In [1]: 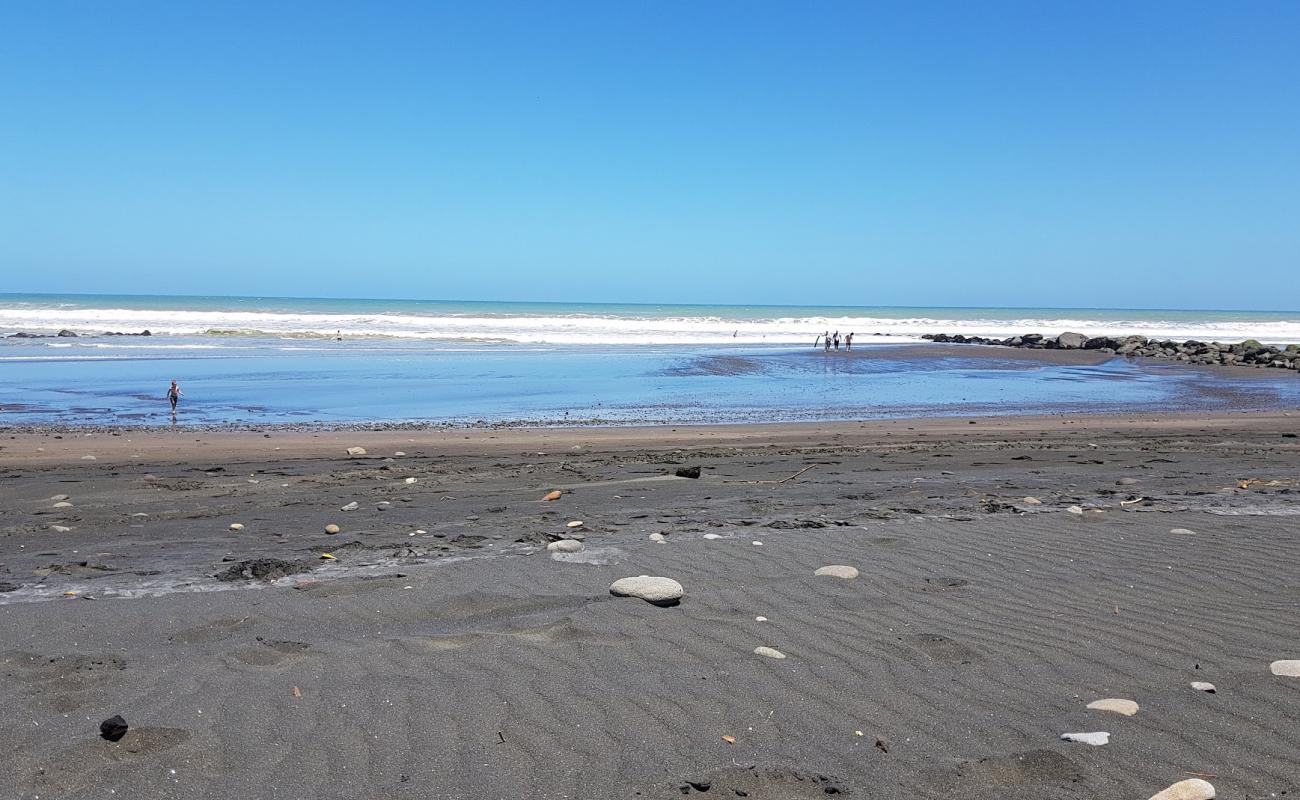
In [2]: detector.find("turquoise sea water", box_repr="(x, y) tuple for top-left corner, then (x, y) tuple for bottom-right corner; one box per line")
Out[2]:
(0, 294), (1296, 427)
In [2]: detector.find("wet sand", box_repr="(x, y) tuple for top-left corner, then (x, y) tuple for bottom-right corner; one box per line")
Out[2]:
(2, 411), (1300, 798)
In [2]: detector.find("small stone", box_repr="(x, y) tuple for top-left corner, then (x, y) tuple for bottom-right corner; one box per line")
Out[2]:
(547, 539), (584, 553)
(566, 520), (584, 528)
(542, 490), (562, 501)
(1190, 681), (1216, 692)
(346, 447), (367, 456)
(814, 565), (859, 579)
(1148, 778), (1215, 800)
(609, 575), (684, 606)
(649, 532), (667, 543)
(1170, 528), (1196, 535)
(1087, 698), (1139, 715)
(229, 523), (245, 531)
(754, 616), (768, 622)
(1060, 731), (1109, 746)
(754, 646), (787, 659)
(99, 714), (129, 742)
(52, 501), (73, 508)
(1117, 477), (1140, 485)
(81, 455), (96, 460)
(324, 524), (341, 535)
(1022, 496), (1042, 504)
(702, 533), (722, 540)
(404, 477), (417, 484)
(48, 494), (69, 501)
(674, 466), (701, 479)
(752, 541), (763, 546)
(394, 451), (406, 456)
(1269, 659), (1300, 677)
(341, 501), (359, 511)
(1067, 505), (1084, 515)
(50, 525), (72, 532)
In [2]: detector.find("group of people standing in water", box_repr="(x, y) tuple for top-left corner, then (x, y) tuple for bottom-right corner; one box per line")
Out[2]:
(816, 330), (854, 351)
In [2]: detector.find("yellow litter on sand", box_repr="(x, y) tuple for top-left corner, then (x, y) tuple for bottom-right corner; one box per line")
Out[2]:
(320, 553), (337, 560)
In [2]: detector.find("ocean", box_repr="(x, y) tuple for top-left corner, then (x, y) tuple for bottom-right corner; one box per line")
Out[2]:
(1, 293), (1296, 427)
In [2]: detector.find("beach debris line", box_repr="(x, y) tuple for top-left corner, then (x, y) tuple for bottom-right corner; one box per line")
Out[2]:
(814, 565), (859, 580)
(1148, 778), (1216, 800)
(753, 646), (787, 660)
(99, 715), (129, 742)
(1059, 731), (1109, 746)
(1086, 698), (1139, 716)
(609, 575), (683, 606)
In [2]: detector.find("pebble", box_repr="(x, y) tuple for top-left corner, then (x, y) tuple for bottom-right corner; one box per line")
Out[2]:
(48, 494), (69, 502)
(1170, 528), (1196, 535)
(81, 455), (96, 460)
(324, 524), (341, 535)
(1148, 778), (1215, 800)
(346, 447), (367, 456)
(1059, 731), (1109, 746)
(394, 451), (406, 456)
(404, 477), (417, 484)
(753, 646), (787, 660)
(1087, 698), (1139, 716)
(609, 575), (684, 605)
(649, 532), (667, 543)
(754, 616), (768, 622)
(341, 501), (359, 511)
(1067, 505), (1084, 515)
(229, 523), (245, 531)
(702, 533), (722, 540)
(566, 520), (584, 528)
(547, 539), (584, 553)
(1190, 681), (1216, 693)
(814, 565), (859, 579)
(1117, 477), (1141, 485)
(50, 525), (72, 532)
(1269, 659), (1300, 677)
(752, 541), (763, 546)
(1022, 496), (1042, 504)
(52, 501), (73, 508)
(542, 490), (563, 501)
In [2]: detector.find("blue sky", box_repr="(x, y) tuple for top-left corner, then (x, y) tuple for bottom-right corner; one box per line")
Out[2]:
(1, 1), (1297, 309)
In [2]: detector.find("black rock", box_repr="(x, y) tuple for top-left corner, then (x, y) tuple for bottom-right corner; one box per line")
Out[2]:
(0, 581), (20, 592)
(675, 466), (702, 479)
(57, 329), (78, 337)
(100, 714), (129, 741)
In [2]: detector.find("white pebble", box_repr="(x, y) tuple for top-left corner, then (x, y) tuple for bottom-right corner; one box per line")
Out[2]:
(1269, 659), (1300, 677)
(404, 477), (417, 484)
(52, 501), (73, 508)
(566, 520), (584, 528)
(702, 533), (722, 540)
(1170, 528), (1196, 535)
(394, 451), (406, 456)
(229, 523), (244, 531)
(1067, 505), (1084, 515)
(1087, 698), (1139, 716)
(814, 565), (859, 579)
(752, 541), (763, 546)
(648, 532), (667, 543)
(346, 447), (367, 456)
(1190, 681), (1216, 692)
(50, 525), (72, 533)
(1148, 778), (1215, 800)
(324, 524), (341, 535)
(609, 575), (684, 605)
(1060, 731), (1109, 746)
(47, 494), (69, 502)
(1022, 496), (1042, 504)
(341, 501), (359, 511)
(754, 616), (768, 622)
(547, 539), (584, 553)
(81, 455), (96, 460)
(754, 646), (787, 660)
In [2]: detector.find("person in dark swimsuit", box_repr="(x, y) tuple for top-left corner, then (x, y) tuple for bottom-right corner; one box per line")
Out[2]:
(167, 380), (182, 418)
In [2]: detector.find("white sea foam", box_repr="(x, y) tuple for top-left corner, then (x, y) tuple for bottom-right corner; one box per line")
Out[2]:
(1, 304), (1297, 345)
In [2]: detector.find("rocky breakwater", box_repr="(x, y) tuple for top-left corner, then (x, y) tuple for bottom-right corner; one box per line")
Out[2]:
(921, 332), (1299, 371)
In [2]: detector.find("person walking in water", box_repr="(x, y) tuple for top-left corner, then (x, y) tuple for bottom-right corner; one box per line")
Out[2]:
(823, 331), (831, 352)
(845, 332), (854, 350)
(833, 331), (841, 350)
(167, 380), (182, 419)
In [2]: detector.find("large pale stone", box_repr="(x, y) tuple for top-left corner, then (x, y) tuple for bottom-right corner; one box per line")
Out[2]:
(1270, 659), (1300, 677)
(1060, 731), (1109, 746)
(346, 447), (367, 456)
(1148, 778), (1215, 800)
(609, 575), (683, 606)
(814, 565), (859, 579)
(547, 539), (584, 553)
(754, 646), (787, 659)
(1087, 698), (1139, 716)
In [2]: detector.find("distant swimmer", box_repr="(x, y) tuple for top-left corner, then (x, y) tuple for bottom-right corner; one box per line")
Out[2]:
(167, 380), (182, 419)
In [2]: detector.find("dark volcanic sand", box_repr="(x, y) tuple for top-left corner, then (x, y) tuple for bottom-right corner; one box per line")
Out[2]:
(1, 412), (1299, 799)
